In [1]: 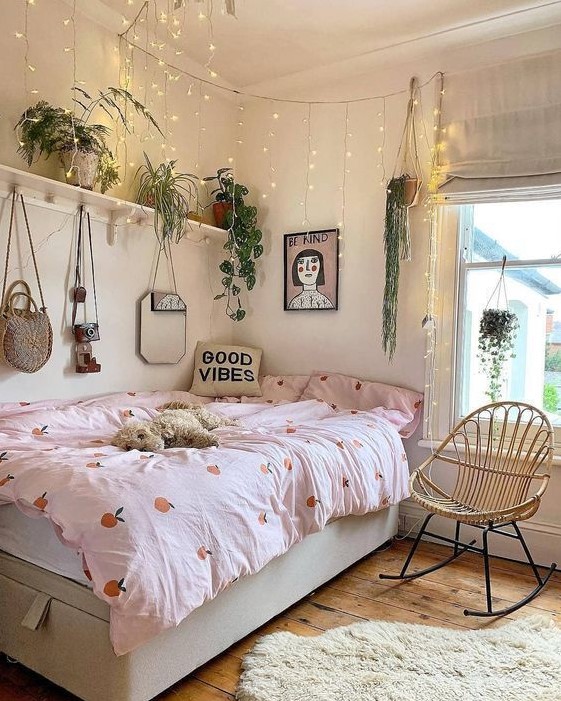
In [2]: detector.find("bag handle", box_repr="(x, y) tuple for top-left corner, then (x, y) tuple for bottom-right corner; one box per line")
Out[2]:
(7, 292), (39, 316)
(1, 191), (47, 313)
(1, 280), (31, 317)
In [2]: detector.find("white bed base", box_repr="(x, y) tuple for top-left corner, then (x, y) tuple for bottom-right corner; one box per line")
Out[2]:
(0, 505), (398, 701)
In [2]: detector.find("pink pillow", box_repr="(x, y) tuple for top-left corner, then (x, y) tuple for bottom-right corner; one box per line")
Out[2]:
(301, 372), (423, 437)
(240, 375), (310, 404)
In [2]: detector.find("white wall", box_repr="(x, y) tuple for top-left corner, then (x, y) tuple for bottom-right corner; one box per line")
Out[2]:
(234, 29), (561, 565)
(0, 0), (237, 401)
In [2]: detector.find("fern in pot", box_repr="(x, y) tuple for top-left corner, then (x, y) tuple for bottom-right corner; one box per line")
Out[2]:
(15, 88), (160, 192)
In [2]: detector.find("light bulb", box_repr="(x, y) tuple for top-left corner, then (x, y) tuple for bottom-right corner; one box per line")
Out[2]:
(272, 113), (279, 119)
(15, 32), (24, 39)
(271, 182), (276, 188)
(209, 43), (216, 51)
(204, 94), (210, 101)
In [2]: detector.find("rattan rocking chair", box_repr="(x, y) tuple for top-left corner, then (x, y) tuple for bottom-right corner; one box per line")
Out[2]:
(380, 402), (557, 616)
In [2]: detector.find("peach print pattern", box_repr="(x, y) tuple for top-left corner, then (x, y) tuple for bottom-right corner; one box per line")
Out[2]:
(0, 393), (409, 655)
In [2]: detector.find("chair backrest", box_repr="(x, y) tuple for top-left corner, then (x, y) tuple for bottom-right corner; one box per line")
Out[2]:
(444, 402), (553, 513)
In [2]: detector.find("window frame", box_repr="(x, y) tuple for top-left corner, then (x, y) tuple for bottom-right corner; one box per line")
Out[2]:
(424, 198), (561, 454)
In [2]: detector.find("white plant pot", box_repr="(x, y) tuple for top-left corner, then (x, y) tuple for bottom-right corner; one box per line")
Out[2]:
(61, 150), (99, 190)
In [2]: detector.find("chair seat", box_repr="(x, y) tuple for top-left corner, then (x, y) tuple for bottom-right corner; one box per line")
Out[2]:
(410, 488), (537, 525)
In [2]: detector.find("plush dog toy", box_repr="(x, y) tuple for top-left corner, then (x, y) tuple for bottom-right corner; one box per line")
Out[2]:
(112, 402), (239, 452)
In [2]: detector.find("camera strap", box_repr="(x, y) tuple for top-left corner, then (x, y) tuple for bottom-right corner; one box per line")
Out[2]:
(72, 206), (99, 329)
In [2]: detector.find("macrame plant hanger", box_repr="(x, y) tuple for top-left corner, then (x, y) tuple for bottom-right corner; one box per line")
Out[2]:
(150, 238), (179, 298)
(382, 77), (422, 361)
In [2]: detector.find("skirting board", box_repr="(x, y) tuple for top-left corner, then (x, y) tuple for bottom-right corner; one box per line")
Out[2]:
(0, 505), (398, 701)
(399, 500), (560, 569)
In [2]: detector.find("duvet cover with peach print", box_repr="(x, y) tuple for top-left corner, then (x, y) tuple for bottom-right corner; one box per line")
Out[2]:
(0, 392), (409, 654)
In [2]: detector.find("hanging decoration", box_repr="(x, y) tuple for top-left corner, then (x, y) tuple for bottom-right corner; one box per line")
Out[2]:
(382, 76), (422, 360)
(421, 71), (444, 445)
(477, 256), (519, 402)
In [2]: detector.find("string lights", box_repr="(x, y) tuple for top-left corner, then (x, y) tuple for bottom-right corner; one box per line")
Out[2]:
(421, 72), (445, 446)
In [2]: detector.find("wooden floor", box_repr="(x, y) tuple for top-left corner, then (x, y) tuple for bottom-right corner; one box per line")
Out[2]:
(1, 538), (560, 700)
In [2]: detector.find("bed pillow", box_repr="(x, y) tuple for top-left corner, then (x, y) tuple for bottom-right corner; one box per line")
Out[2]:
(239, 374), (310, 404)
(301, 371), (423, 437)
(190, 342), (262, 397)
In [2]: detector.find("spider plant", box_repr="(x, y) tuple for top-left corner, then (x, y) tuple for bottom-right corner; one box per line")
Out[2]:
(136, 154), (199, 243)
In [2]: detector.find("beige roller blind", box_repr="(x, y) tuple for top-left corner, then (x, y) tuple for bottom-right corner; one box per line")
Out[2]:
(439, 48), (561, 195)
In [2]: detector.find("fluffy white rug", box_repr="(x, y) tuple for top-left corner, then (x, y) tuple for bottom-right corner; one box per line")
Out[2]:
(236, 616), (561, 701)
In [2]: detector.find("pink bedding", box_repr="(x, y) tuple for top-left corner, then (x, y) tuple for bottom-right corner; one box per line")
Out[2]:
(0, 392), (409, 655)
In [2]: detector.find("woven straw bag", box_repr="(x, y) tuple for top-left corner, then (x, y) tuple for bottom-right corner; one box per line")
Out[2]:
(1, 192), (53, 373)
(1, 283), (53, 373)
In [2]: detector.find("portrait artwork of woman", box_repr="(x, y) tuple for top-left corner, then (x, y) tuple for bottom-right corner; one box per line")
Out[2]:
(287, 248), (335, 310)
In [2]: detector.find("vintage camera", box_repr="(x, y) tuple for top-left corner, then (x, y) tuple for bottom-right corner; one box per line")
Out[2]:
(75, 342), (101, 374)
(73, 322), (100, 343)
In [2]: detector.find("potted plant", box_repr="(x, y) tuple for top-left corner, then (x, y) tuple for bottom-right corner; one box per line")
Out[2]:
(208, 171), (264, 321)
(136, 153), (199, 243)
(203, 167), (234, 229)
(477, 308), (519, 402)
(15, 87), (161, 192)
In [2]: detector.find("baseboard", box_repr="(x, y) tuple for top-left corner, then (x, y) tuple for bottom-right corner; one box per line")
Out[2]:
(398, 500), (560, 569)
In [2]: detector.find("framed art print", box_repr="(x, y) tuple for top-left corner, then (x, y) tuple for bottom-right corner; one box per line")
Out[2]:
(284, 228), (339, 311)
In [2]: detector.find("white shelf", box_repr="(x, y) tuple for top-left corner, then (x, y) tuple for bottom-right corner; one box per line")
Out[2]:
(0, 163), (226, 245)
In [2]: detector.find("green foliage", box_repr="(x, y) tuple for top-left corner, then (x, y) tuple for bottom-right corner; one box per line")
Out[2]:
(209, 169), (263, 322)
(382, 175), (410, 360)
(477, 308), (519, 402)
(15, 87), (161, 193)
(136, 154), (198, 243)
(545, 349), (561, 372)
(543, 383), (559, 413)
(203, 167), (235, 203)
(96, 150), (120, 194)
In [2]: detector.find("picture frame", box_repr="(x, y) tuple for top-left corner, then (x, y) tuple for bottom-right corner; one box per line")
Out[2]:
(283, 228), (339, 311)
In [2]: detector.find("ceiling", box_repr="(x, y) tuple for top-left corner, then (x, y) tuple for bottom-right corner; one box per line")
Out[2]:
(91, 0), (561, 87)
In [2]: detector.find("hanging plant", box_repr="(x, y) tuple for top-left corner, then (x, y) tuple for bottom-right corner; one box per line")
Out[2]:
(204, 169), (263, 321)
(381, 77), (422, 360)
(477, 257), (519, 402)
(136, 154), (198, 243)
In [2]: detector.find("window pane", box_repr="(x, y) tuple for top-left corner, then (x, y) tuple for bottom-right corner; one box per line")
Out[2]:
(460, 265), (561, 425)
(469, 201), (561, 262)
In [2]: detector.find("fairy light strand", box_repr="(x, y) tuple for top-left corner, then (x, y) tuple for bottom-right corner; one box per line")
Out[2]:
(421, 72), (445, 447)
(302, 103), (312, 227)
(339, 102), (350, 240)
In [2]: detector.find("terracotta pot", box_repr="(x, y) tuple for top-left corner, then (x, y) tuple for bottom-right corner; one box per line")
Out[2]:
(61, 150), (99, 190)
(404, 177), (421, 207)
(213, 201), (233, 230)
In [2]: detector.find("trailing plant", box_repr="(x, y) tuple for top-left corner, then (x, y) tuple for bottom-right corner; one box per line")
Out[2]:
(381, 77), (422, 361)
(382, 174), (409, 360)
(205, 169), (263, 321)
(15, 87), (161, 192)
(136, 154), (199, 243)
(477, 308), (519, 402)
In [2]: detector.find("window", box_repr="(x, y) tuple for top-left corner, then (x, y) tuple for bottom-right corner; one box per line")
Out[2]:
(454, 200), (561, 431)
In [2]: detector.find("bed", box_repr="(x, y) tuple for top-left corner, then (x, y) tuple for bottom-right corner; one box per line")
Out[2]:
(0, 377), (420, 701)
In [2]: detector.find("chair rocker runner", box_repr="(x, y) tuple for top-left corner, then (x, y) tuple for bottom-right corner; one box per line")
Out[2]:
(381, 402), (557, 617)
